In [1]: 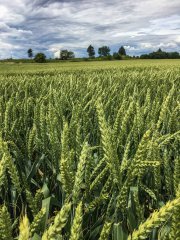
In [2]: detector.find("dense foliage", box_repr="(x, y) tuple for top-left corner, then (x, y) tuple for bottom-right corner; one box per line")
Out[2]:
(87, 45), (95, 58)
(0, 62), (179, 239)
(34, 53), (47, 63)
(140, 48), (180, 59)
(27, 49), (33, 59)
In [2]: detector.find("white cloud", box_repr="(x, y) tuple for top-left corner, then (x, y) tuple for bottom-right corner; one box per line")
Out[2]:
(124, 45), (136, 51)
(140, 42), (178, 50)
(54, 50), (60, 58)
(140, 43), (154, 49)
(175, 36), (180, 43)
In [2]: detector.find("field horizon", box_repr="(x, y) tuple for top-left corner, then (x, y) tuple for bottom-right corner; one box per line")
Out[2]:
(0, 59), (180, 74)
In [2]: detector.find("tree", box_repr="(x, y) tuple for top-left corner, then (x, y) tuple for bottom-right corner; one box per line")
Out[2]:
(60, 50), (75, 60)
(87, 45), (95, 58)
(27, 48), (33, 59)
(118, 46), (126, 56)
(34, 53), (46, 63)
(98, 46), (110, 57)
(68, 51), (75, 59)
(60, 50), (69, 60)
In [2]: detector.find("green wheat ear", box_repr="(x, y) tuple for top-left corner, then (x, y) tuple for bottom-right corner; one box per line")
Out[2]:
(0, 154), (7, 189)
(69, 201), (83, 240)
(19, 214), (30, 240)
(30, 208), (46, 236)
(129, 196), (180, 240)
(72, 142), (89, 204)
(0, 205), (13, 240)
(60, 121), (74, 196)
(169, 188), (180, 240)
(96, 98), (121, 187)
(99, 221), (112, 240)
(42, 202), (71, 240)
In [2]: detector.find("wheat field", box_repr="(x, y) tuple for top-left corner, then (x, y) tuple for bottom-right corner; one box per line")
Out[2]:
(0, 60), (180, 240)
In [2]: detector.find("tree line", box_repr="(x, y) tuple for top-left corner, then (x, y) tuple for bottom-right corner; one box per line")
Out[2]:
(27, 45), (127, 62)
(86, 45), (180, 59)
(87, 45), (127, 59)
(140, 48), (180, 59)
(27, 45), (180, 63)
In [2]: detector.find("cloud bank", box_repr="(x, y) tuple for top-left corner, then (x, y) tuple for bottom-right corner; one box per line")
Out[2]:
(0, 0), (179, 58)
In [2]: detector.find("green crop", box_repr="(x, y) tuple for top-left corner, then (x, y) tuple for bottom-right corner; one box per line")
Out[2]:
(0, 60), (179, 239)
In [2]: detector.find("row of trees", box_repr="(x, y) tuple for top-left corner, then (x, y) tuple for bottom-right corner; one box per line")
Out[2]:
(140, 48), (180, 59)
(87, 45), (126, 58)
(87, 45), (180, 59)
(27, 45), (127, 62)
(27, 46), (180, 62)
(27, 48), (75, 62)
(27, 49), (46, 63)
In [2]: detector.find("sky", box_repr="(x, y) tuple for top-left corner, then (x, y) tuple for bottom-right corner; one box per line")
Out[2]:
(0, 0), (180, 59)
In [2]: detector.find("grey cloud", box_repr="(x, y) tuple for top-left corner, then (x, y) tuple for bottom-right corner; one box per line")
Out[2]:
(32, 0), (80, 5)
(0, 0), (179, 59)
